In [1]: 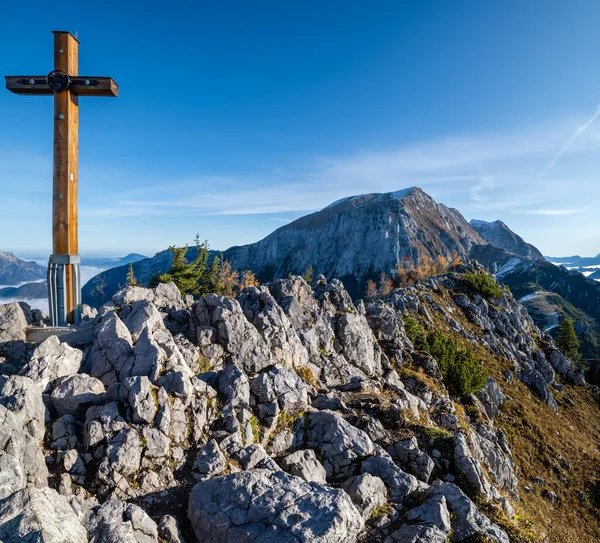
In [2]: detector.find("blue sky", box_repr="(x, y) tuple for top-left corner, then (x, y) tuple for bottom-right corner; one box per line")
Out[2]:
(1, 1), (600, 258)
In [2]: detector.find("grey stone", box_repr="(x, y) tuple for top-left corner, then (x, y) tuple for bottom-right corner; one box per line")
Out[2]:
(113, 285), (155, 307)
(124, 376), (157, 424)
(50, 373), (106, 418)
(218, 365), (250, 407)
(0, 452), (24, 499)
(405, 495), (451, 532)
(476, 377), (506, 420)
(122, 300), (165, 343)
(193, 440), (226, 478)
(21, 335), (83, 390)
(87, 312), (135, 386)
(0, 302), (28, 343)
(158, 515), (185, 543)
(204, 294), (272, 375)
(153, 282), (182, 309)
(304, 410), (375, 480)
(250, 365), (309, 413)
(0, 487), (87, 542)
(341, 473), (387, 520)
(453, 434), (493, 499)
(0, 375), (46, 440)
(387, 437), (434, 483)
(98, 428), (143, 482)
(385, 524), (448, 543)
(187, 469), (364, 543)
(361, 452), (419, 504)
(132, 327), (165, 380)
(86, 499), (158, 543)
(280, 449), (327, 483)
(425, 481), (509, 543)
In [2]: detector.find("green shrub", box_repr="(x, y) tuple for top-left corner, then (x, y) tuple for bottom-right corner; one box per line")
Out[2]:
(463, 272), (503, 300)
(403, 315), (429, 351)
(426, 329), (487, 397)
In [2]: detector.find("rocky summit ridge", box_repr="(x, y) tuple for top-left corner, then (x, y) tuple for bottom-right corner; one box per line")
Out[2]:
(83, 187), (487, 305)
(0, 261), (597, 542)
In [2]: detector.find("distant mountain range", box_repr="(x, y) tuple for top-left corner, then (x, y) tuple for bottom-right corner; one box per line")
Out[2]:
(0, 281), (47, 298)
(0, 252), (46, 284)
(80, 253), (148, 269)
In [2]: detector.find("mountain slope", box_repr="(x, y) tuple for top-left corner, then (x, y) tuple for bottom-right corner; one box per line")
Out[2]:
(470, 219), (543, 259)
(0, 251), (46, 284)
(470, 244), (600, 363)
(83, 187), (485, 305)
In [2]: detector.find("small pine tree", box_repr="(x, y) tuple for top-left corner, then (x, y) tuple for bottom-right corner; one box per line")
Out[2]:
(556, 318), (581, 361)
(303, 265), (314, 284)
(207, 255), (221, 294)
(126, 263), (139, 287)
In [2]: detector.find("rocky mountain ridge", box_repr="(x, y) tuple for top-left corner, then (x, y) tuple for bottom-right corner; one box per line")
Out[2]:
(470, 219), (543, 260)
(0, 251), (46, 285)
(83, 188), (487, 305)
(0, 262), (597, 542)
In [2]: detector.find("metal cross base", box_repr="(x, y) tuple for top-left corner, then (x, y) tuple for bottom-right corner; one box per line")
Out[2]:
(47, 254), (81, 327)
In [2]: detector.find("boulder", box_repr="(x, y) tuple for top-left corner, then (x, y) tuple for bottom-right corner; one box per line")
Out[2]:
(122, 300), (164, 342)
(50, 374), (106, 418)
(0, 487), (87, 542)
(0, 452), (24, 499)
(158, 515), (185, 543)
(425, 481), (509, 543)
(218, 365), (250, 408)
(203, 294), (272, 375)
(387, 437), (434, 483)
(0, 302), (28, 343)
(21, 335), (83, 390)
(405, 495), (451, 533)
(112, 285), (155, 307)
(341, 473), (387, 520)
(304, 410), (375, 480)
(250, 365), (309, 414)
(453, 434), (493, 499)
(87, 312), (135, 386)
(280, 449), (327, 484)
(385, 524), (448, 543)
(0, 375), (46, 440)
(86, 499), (158, 543)
(361, 451), (419, 504)
(193, 440), (226, 479)
(188, 469), (364, 543)
(153, 282), (182, 310)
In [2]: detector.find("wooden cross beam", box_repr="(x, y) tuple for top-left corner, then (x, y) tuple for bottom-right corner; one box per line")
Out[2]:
(5, 31), (118, 326)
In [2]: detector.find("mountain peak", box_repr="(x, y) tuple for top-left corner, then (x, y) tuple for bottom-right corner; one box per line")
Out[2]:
(470, 219), (543, 260)
(322, 187), (426, 212)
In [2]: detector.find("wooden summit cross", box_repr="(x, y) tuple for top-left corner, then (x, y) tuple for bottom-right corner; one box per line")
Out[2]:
(6, 31), (117, 327)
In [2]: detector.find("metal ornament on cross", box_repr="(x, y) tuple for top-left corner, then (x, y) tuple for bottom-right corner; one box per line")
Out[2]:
(5, 31), (118, 327)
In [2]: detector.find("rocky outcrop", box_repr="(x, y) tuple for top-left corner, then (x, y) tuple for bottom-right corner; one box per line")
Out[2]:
(2, 265), (588, 542)
(188, 469), (364, 543)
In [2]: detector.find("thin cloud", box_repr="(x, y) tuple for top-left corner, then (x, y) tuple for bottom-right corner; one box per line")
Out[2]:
(519, 208), (587, 216)
(538, 104), (600, 179)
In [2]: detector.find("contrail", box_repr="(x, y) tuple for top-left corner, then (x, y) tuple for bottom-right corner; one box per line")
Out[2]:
(538, 104), (600, 179)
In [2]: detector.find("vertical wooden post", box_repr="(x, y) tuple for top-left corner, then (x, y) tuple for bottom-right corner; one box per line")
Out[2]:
(52, 31), (79, 323)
